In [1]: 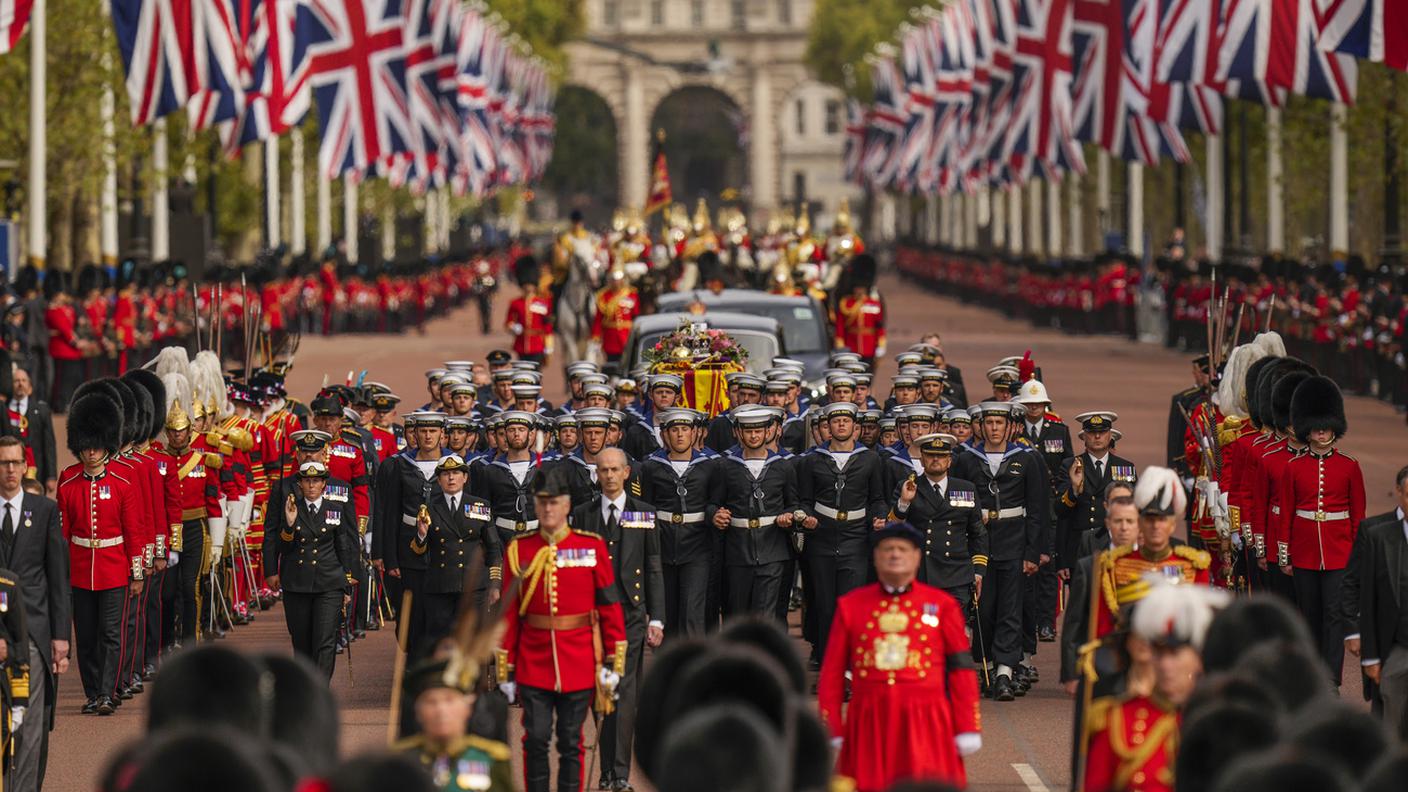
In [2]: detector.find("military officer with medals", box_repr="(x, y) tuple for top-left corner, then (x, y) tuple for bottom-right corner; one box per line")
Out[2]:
(312, 396), (372, 536)
(637, 408), (716, 638)
(411, 455), (502, 642)
(893, 433), (987, 620)
(497, 466), (626, 792)
(1055, 413), (1137, 583)
(817, 521), (981, 792)
(797, 402), (890, 661)
(264, 461), (357, 679)
(569, 448), (663, 792)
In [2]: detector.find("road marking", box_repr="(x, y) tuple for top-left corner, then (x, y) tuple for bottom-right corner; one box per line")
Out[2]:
(1012, 763), (1050, 792)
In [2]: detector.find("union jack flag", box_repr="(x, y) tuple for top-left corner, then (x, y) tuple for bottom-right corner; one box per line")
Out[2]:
(303, 0), (410, 179)
(1005, 0), (1083, 182)
(216, 0), (314, 150)
(394, 0), (453, 188)
(1316, 0), (1408, 72)
(843, 98), (865, 184)
(862, 53), (906, 189)
(895, 23), (939, 193)
(1150, 0), (1225, 134)
(1270, 0), (1355, 103)
(453, 4), (496, 197)
(1, 0), (33, 54)
(111, 0), (208, 124)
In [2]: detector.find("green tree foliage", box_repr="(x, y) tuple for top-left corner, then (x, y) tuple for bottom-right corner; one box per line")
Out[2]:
(805, 0), (915, 100)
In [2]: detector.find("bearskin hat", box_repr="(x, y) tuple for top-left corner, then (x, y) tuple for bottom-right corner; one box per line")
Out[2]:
(1211, 746), (1355, 792)
(1256, 358), (1316, 432)
(66, 393), (123, 456)
(106, 728), (283, 792)
(148, 645), (270, 736)
(124, 369), (167, 443)
(323, 753), (435, 792)
(1270, 368), (1315, 433)
(512, 254), (540, 287)
(1284, 700), (1391, 781)
(1175, 702), (1279, 792)
(258, 654), (339, 775)
(1290, 375), (1347, 443)
(1364, 754), (1408, 792)
(1243, 355), (1282, 428)
(654, 704), (787, 792)
(1201, 596), (1315, 673)
(1231, 641), (1333, 714)
(718, 616), (807, 695)
(636, 639), (711, 782)
(848, 252), (877, 291)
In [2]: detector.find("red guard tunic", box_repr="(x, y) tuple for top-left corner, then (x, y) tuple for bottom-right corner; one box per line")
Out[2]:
(835, 294), (886, 359)
(137, 446), (183, 558)
(168, 446), (225, 525)
(1273, 448), (1365, 570)
(590, 287), (640, 358)
(817, 582), (979, 792)
(369, 425), (400, 461)
(506, 295), (554, 357)
(59, 467), (145, 590)
(45, 303), (83, 362)
(500, 528), (627, 694)
(327, 432), (372, 534)
(1245, 438), (1292, 561)
(1083, 694), (1179, 792)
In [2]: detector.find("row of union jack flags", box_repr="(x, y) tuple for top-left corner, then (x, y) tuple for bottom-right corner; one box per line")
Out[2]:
(57, 0), (555, 197)
(845, 0), (1407, 196)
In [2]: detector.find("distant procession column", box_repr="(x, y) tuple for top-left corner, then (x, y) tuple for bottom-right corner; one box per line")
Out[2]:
(26, 0), (45, 266)
(1097, 150), (1111, 236)
(1329, 103), (1348, 254)
(343, 176), (358, 265)
(1027, 180), (1043, 256)
(992, 185), (1006, 249)
(265, 138), (282, 249)
(622, 66), (647, 211)
(1068, 172), (1083, 257)
(1206, 134), (1223, 261)
(100, 54), (119, 266)
(316, 169), (332, 254)
(152, 118), (170, 261)
(749, 66), (777, 218)
(1265, 107), (1284, 253)
(1046, 178), (1062, 256)
(1008, 185), (1023, 253)
(291, 129), (307, 255)
(1128, 163), (1144, 257)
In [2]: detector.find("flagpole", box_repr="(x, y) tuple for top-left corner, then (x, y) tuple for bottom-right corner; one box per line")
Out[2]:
(1068, 172), (1083, 257)
(317, 168), (331, 255)
(1265, 106), (1283, 254)
(1027, 180), (1043, 256)
(100, 48), (119, 267)
(383, 204), (396, 262)
(27, 0), (45, 268)
(1007, 185), (1022, 254)
(265, 138), (282, 249)
(1046, 177), (1062, 256)
(1096, 149), (1111, 236)
(964, 191), (978, 251)
(1128, 163), (1144, 257)
(290, 129), (307, 255)
(1329, 103), (1348, 255)
(991, 185), (1006, 250)
(343, 175), (358, 264)
(439, 186), (451, 250)
(153, 118), (170, 261)
(1205, 134), (1223, 261)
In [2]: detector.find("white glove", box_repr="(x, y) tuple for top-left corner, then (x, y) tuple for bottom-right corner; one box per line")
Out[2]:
(598, 666), (621, 696)
(223, 496), (246, 532)
(955, 732), (982, 757)
(875, 343), (887, 358)
(830, 737), (843, 751)
(498, 682), (516, 704)
(509, 322), (524, 336)
(10, 707), (23, 730)
(208, 515), (229, 565)
(167, 550), (180, 567)
(239, 491), (257, 532)
(362, 532), (373, 555)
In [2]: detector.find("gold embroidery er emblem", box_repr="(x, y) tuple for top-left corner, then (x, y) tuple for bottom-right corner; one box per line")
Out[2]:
(873, 606), (910, 671)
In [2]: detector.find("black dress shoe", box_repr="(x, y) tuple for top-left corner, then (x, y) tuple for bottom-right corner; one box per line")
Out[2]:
(611, 779), (634, 792)
(81, 698), (99, 715)
(142, 664), (157, 681)
(118, 685), (134, 701)
(1038, 626), (1057, 642)
(992, 675), (1015, 702)
(598, 776), (614, 790)
(97, 698), (116, 716)
(130, 680), (144, 694)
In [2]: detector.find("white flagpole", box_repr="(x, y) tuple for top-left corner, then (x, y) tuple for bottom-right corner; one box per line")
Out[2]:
(343, 175), (358, 264)
(1096, 149), (1111, 236)
(1046, 177), (1062, 256)
(1266, 107), (1284, 254)
(152, 118), (170, 261)
(1007, 184), (1023, 253)
(1128, 162), (1144, 257)
(1329, 103), (1348, 255)
(1027, 180), (1043, 256)
(100, 51), (119, 266)
(265, 138), (282, 249)
(1068, 172), (1083, 257)
(382, 204), (395, 262)
(290, 129), (306, 255)
(27, 0), (46, 268)
(991, 185), (1006, 249)
(316, 168), (331, 254)
(1206, 134), (1223, 261)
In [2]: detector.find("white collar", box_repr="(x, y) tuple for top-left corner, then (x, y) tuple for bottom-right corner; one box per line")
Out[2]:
(446, 491), (464, 509)
(1088, 452), (1110, 466)
(10, 396), (27, 413)
(0, 491), (21, 520)
(603, 492), (627, 521)
(306, 498), (323, 512)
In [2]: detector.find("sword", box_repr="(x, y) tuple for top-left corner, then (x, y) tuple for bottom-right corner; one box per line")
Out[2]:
(343, 584), (355, 687)
(971, 586), (990, 688)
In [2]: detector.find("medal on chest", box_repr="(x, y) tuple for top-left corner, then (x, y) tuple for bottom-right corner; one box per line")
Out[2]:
(456, 758), (492, 790)
(921, 602), (940, 628)
(327, 510), (342, 526)
(557, 547), (597, 568)
(873, 605), (911, 671)
(98, 484), (112, 500)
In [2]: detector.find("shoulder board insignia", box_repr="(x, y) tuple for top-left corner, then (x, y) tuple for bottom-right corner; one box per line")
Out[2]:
(1085, 696), (1116, 736)
(458, 735), (511, 762)
(203, 452), (223, 469)
(0, 575), (15, 587)
(1173, 545), (1211, 569)
(630, 480), (643, 497)
(572, 529), (603, 540)
(219, 441), (235, 456)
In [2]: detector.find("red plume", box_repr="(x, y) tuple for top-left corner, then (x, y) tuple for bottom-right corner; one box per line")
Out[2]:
(1018, 350), (1036, 383)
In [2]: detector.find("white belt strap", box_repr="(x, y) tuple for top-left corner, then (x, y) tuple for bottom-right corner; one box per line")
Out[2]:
(656, 511), (705, 524)
(401, 514), (419, 527)
(494, 517), (540, 532)
(729, 515), (778, 529)
(1294, 509), (1350, 521)
(72, 535), (125, 549)
(814, 503), (866, 522)
(992, 507), (1027, 520)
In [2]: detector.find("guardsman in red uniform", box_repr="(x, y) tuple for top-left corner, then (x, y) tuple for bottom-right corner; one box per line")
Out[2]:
(505, 256), (554, 364)
(59, 392), (144, 716)
(1273, 375), (1365, 683)
(497, 467), (626, 792)
(1083, 578), (1226, 792)
(157, 387), (227, 643)
(834, 253), (886, 366)
(44, 272), (88, 411)
(369, 391), (403, 460)
(818, 521), (981, 792)
(1249, 365), (1315, 602)
(589, 265), (640, 366)
(310, 396), (372, 533)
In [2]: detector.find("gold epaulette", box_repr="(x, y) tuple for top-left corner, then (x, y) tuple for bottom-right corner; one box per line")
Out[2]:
(227, 426), (254, 451)
(456, 734), (512, 761)
(1173, 544), (1211, 570)
(1216, 415), (1245, 448)
(391, 734), (427, 753)
(219, 441), (235, 456)
(205, 429), (225, 446)
(204, 452), (223, 469)
(0, 575), (15, 587)
(572, 529), (602, 540)
(1085, 695), (1117, 736)
(1045, 411), (1063, 423)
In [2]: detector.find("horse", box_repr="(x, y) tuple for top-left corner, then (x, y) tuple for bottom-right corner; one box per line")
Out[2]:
(554, 236), (606, 371)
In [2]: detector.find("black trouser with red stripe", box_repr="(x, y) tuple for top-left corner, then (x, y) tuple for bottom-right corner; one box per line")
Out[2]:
(118, 568), (151, 691)
(520, 686), (592, 792)
(144, 565), (169, 669)
(72, 586), (125, 701)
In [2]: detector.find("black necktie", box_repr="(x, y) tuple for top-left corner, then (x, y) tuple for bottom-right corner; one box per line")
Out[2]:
(0, 505), (12, 567)
(1095, 460), (1104, 479)
(608, 503), (619, 536)
(450, 496), (459, 514)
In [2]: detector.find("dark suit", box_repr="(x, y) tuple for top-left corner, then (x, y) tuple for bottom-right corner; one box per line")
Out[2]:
(570, 495), (664, 786)
(264, 491), (358, 678)
(1347, 509), (1408, 733)
(414, 491), (502, 651)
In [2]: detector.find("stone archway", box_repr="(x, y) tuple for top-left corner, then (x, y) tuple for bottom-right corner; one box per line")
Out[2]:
(541, 85), (621, 226)
(650, 85), (748, 209)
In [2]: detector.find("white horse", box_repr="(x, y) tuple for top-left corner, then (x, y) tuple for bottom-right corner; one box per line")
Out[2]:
(555, 236), (606, 367)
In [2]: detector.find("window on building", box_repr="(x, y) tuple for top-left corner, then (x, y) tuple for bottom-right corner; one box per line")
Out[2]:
(651, 0), (664, 25)
(604, 0), (619, 26)
(778, 0), (792, 25)
(793, 172), (807, 204)
(691, 0), (704, 26)
(795, 98), (806, 136)
(825, 100), (840, 135)
(732, 0), (746, 29)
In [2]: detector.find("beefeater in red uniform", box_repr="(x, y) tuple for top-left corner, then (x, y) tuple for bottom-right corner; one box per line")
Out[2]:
(834, 253), (886, 366)
(498, 467), (626, 792)
(59, 392), (145, 716)
(818, 521), (981, 792)
(1273, 375), (1364, 683)
(505, 255), (554, 364)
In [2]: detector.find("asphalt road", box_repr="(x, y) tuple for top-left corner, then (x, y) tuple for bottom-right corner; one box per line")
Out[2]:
(41, 272), (1403, 791)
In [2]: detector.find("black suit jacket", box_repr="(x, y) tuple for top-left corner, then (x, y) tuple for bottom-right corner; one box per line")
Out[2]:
(2, 494), (69, 667)
(571, 495), (665, 624)
(1350, 510), (1408, 666)
(264, 491), (359, 593)
(18, 400), (57, 483)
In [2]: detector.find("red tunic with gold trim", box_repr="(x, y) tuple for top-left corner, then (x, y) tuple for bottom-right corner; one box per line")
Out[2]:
(1083, 694), (1179, 792)
(1272, 447), (1365, 570)
(328, 431), (371, 534)
(505, 294), (554, 357)
(59, 467), (145, 591)
(1087, 545), (1211, 642)
(1182, 400), (1223, 544)
(817, 582), (979, 792)
(1218, 418), (1259, 547)
(590, 286), (640, 357)
(500, 527), (626, 694)
(835, 294), (886, 359)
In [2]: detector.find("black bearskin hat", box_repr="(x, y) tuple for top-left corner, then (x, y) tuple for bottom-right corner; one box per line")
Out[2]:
(654, 704), (787, 792)
(121, 373), (154, 444)
(1211, 746), (1355, 792)
(512, 254), (540, 287)
(1271, 369), (1315, 434)
(1175, 702), (1279, 792)
(75, 377), (141, 447)
(636, 639), (711, 782)
(1201, 595), (1315, 673)
(696, 251), (725, 285)
(258, 654), (339, 775)
(1243, 356), (1281, 428)
(1231, 641), (1333, 714)
(848, 253), (877, 291)
(1256, 358), (1315, 432)
(105, 728), (283, 792)
(123, 369), (168, 443)
(148, 645), (270, 735)
(323, 753), (435, 792)
(1290, 375), (1347, 443)
(1284, 700), (1391, 781)
(718, 616), (807, 695)
(66, 393), (123, 456)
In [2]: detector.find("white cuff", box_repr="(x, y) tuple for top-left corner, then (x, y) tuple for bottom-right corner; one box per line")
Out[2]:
(1345, 633), (1361, 642)
(955, 732), (982, 757)
(648, 619), (664, 630)
(1363, 658), (1381, 667)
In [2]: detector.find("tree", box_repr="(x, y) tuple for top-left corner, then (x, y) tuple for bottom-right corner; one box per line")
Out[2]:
(805, 0), (913, 101)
